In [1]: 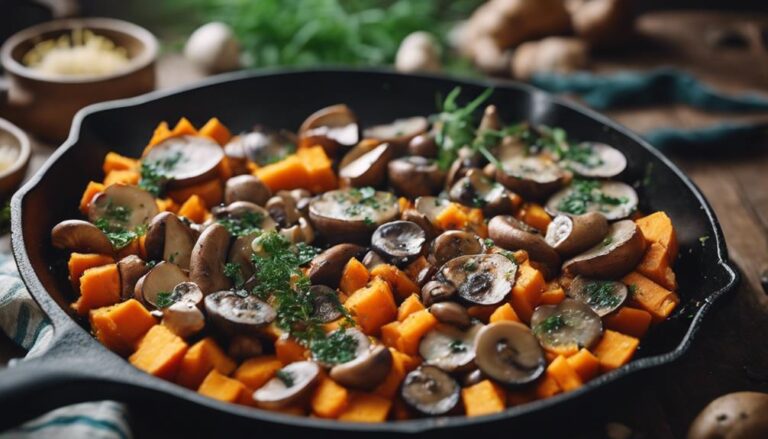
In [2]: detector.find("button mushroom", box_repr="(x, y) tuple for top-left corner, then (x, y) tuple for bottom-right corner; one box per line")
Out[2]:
(421, 279), (458, 306)
(313, 327), (371, 368)
(431, 230), (485, 267)
(307, 243), (365, 288)
(308, 188), (400, 244)
(224, 127), (296, 169)
(161, 282), (205, 339)
(419, 323), (481, 372)
(298, 104), (359, 156)
(444, 152), (483, 191)
(488, 216), (561, 278)
(204, 290), (276, 336)
(567, 276), (628, 316)
(562, 142), (627, 178)
(401, 366), (460, 416)
(330, 344), (392, 390)
(429, 302), (471, 328)
(228, 335), (263, 361)
(227, 231), (260, 281)
(401, 208), (439, 241)
(546, 179), (638, 221)
(338, 142), (393, 188)
(439, 254), (517, 306)
(253, 361), (320, 409)
(224, 174), (272, 206)
(117, 255), (150, 301)
(371, 220), (426, 267)
(414, 196), (450, 228)
(213, 201), (277, 231)
(362, 249), (387, 271)
(266, 191), (302, 228)
(143, 135), (224, 188)
(474, 321), (546, 386)
(531, 298), (603, 352)
(545, 212), (609, 257)
(388, 156), (446, 198)
(309, 285), (345, 323)
(448, 169), (517, 216)
(408, 132), (438, 158)
(496, 155), (570, 201)
(134, 261), (190, 308)
(88, 184), (159, 230)
(562, 219), (647, 279)
(144, 212), (196, 269)
(190, 223), (233, 295)
(279, 217), (315, 245)
(364, 116), (429, 154)
(51, 219), (113, 254)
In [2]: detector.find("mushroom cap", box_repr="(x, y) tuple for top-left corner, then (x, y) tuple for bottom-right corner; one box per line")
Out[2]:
(546, 180), (638, 221)
(309, 188), (399, 244)
(88, 184), (158, 230)
(474, 321), (546, 386)
(545, 212), (609, 257)
(429, 302), (471, 328)
(51, 219), (113, 254)
(309, 285), (345, 323)
(253, 361), (321, 409)
(339, 142), (393, 188)
(388, 156), (446, 198)
(421, 279), (458, 306)
(204, 290), (276, 336)
(448, 168), (512, 216)
(439, 254), (517, 306)
(117, 255), (150, 301)
(563, 142), (627, 178)
(363, 116), (429, 153)
(562, 219), (647, 279)
(189, 223), (233, 295)
(144, 212), (196, 269)
(371, 220), (427, 267)
(419, 323), (481, 372)
(407, 132), (438, 158)
(488, 216), (561, 278)
(134, 261), (190, 308)
(531, 298), (603, 352)
(431, 230), (485, 267)
(414, 196), (450, 226)
(225, 174), (272, 206)
(144, 135), (224, 188)
(329, 344), (392, 390)
(224, 127), (296, 168)
(298, 104), (359, 155)
(567, 276), (628, 316)
(401, 366), (461, 416)
(495, 155), (569, 201)
(307, 243), (366, 288)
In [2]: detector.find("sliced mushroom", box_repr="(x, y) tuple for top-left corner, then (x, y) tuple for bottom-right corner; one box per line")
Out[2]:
(144, 212), (196, 269)
(313, 327), (370, 367)
(474, 321), (546, 386)
(496, 155), (570, 201)
(309, 285), (344, 323)
(213, 201), (277, 231)
(429, 302), (471, 328)
(419, 323), (481, 372)
(134, 261), (189, 308)
(448, 169), (516, 216)
(439, 254), (517, 306)
(51, 220), (113, 254)
(339, 142), (393, 188)
(225, 174), (272, 206)
(421, 279), (457, 306)
(279, 217), (315, 244)
(288, 189), (313, 216)
(117, 255), (150, 301)
(204, 290), (276, 336)
(371, 220), (426, 267)
(307, 243), (365, 288)
(401, 208), (439, 241)
(308, 188), (400, 244)
(362, 249), (387, 271)
(88, 184), (158, 230)
(253, 361), (320, 409)
(227, 231), (260, 280)
(266, 192), (302, 228)
(531, 299), (603, 352)
(444, 153), (483, 191)
(462, 368), (485, 387)
(224, 127), (296, 168)
(567, 276), (628, 316)
(478, 105), (501, 133)
(190, 223), (232, 295)
(363, 116), (429, 153)
(228, 335), (263, 361)
(488, 216), (561, 278)
(401, 366), (460, 416)
(562, 142), (627, 178)
(161, 282), (205, 339)
(562, 219), (647, 279)
(330, 344), (392, 390)
(388, 156), (446, 199)
(298, 104), (359, 156)
(414, 196), (450, 227)
(546, 180), (638, 221)
(144, 135), (224, 188)
(545, 212), (609, 258)
(431, 230), (485, 267)
(408, 132), (438, 158)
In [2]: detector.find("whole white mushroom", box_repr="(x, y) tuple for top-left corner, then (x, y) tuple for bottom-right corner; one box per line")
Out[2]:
(395, 31), (441, 73)
(183, 22), (241, 74)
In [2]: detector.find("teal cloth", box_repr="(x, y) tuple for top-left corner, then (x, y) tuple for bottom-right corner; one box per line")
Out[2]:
(530, 68), (768, 150)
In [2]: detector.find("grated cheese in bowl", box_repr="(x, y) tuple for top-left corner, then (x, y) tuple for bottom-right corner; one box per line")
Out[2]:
(22, 28), (130, 77)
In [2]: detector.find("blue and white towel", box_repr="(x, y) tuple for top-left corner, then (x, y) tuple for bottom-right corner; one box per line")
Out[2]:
(0, 252), (132, 439)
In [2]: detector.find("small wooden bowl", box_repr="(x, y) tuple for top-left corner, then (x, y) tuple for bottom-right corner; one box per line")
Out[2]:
(0, 18), (158, 143)
(0, 118), (31, 199)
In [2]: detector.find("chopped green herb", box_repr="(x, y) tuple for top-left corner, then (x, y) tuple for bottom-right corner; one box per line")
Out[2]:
(582, 281), (621, 309)
(449, 340), (466, 353)
(155, 291), (176, 308)
(363, 217), (375, 226)
(557, 179), (626, 215)
(275, 369), (295, 387)
(628, 284), (638, 298)
(224, 262), (245, 288)
(602, 236), (613, 247)
(138, 152), (182, 197)
(463, 259), (478, 272)
(295, 242), (321, 266)
(534, 314), (566, 335)
(699, 235), (710, 245)
(310, 329), (358, 365)
(218, 211), (264, 237)
(94, 218), (145, 250)
(483, 238), (494, 248)
(145, 260), (158, 269)
(434, 87), (494, 170)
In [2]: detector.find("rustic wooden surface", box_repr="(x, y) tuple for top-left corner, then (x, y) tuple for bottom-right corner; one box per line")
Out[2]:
(1, 10), (767, 438)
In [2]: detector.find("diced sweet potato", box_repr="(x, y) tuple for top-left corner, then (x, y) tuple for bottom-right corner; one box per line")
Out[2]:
(255, 155), (311, 193)
(509, 261), (545, 323)
(345, 277), (397, 335)
(89, 299), (156, 355)
(147, 121), (172, 148)
(338, 393), (392, 422)
(380, 321), (402, 349)
(539, 284), (565, 305)
(296, 146), (337, 193)
(167, 178), (223, 208)
(102, 152), (138, 174)
(592, 330), (639, 372)
(79, 181), (105, 215)
(547, 355), (583, 391)
(637, 242), (677, 290)
(623, 272), (679, 322)
(177, 194), (209, 224)
(370, 264), (420, 301)
(397, 294), (425, 322)
(198, 369), (250, 404)
(467, 305), (498, 322)
(396, 309), (438, 355)
(73, 264), (120, 315)
(129, 325), (189, 380)
(311, 376), (349, 418)
(566, 348), (600, 382)
(635, 211), (678, 261)
(171, 117), (198, 137)
(603, 306), (652, 338)
(155, 198), (178, 213)
(198, 117), (231, 145)
(176, 338), (237, 389)
(462, 380), (506, 417)
(340, 258), (369, 295)
(275, 335), (309, 364)
(234, 355), (284, 389)
(68, 253), (114, 291)
(532, 372), (562, 399)
(518, 203), (551, 232)
(104, 169), (140, 186)
(489, 303), (521, 323)
(373, 348), (416, 399)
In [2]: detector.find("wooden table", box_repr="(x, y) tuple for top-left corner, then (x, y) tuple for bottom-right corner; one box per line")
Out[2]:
(1, 10), (767, 439)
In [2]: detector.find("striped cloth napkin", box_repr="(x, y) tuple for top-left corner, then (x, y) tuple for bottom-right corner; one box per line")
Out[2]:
(0, 251), (132, 439)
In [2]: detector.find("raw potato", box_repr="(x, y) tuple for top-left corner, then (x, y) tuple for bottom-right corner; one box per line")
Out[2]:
(569, 0), (634, 47)
(688, 392), (768, 439)
(395, 31), (441, 73)
(512, 37), (589, 81)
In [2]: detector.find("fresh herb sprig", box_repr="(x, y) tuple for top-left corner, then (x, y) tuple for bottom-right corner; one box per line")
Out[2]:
(155, 291), (176, 308)
(310, 330), (359, 365)
(139, 152), (183, 197)
(582, 281), (622, 309)
(434, 87), (493, 170)
(224, 262), (245, 289)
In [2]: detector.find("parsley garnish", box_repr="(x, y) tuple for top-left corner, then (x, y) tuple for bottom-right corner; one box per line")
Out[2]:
(275, 370), (295, 387)
(295, 242), (320, 266)
(155, 291), (175, 308)
(534, 315), (566, 335)
(628, 284), (638, 298)
(310, 329), (359, 365)
(224, 262), (245, 288)
(449, 340), (466, 353)
(94, 218), (146, 250)
(699, 235), (710, 246)
(582, 281), (621, 309)
(463, 259), (478, 272)
(139, 152), (183, 197)
(218, 211), (264, 237)
(557, 179), (627, 215)
(433, 87), (495, 171)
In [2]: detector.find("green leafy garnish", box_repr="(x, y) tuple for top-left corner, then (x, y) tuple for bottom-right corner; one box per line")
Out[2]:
(699, 235), (710, 246)
(449, 340), (466, 353)
(463, 259), (478, 272)
(275, 369), (295, 387)
(557, 179), (627, 215)
(155, 291), (176, 308)
(434, 87), (493, 170)
(94, 218), (146, 250)
(628, 284), (638, 298)
(296, 242), (321, 266)
(483, 238), (494, 248)
(218, 211), (264, 237)
(224, 262), (245, 289)
(139, 152), (182, 197)
(582, 281), (622, 309)
(534, 315), (566, 335)
(310, 329), (359, 365)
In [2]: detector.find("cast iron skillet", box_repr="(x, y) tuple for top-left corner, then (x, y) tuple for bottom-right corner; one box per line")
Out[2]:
(0, 69), (738, 437)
